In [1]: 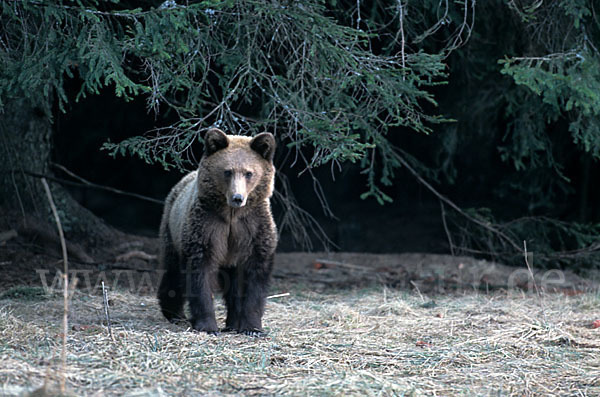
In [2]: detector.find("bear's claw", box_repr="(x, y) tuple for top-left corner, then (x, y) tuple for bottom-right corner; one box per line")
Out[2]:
(239, 329), (267, 337)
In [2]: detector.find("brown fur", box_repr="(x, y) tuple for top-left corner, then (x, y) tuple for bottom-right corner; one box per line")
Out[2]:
(157, 128), (277, 335)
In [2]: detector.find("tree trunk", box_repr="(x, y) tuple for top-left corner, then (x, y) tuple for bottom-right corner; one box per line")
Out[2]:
(0, 99), (117, 247)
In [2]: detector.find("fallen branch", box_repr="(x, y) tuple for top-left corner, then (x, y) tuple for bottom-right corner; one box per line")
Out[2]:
(52, 163), (164, 205)
(18, 217), (93, 263)
(0, 229), (17, 244)
(391, 147), (523, 254)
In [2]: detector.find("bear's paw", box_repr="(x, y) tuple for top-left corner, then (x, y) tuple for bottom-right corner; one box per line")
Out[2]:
(191, 317), (219, 335)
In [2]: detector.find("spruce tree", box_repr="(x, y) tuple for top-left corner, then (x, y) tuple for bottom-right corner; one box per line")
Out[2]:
(1, 0), (598, 266)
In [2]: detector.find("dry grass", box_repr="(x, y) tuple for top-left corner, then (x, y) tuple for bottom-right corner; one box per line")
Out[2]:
(0, 280), (599, 396)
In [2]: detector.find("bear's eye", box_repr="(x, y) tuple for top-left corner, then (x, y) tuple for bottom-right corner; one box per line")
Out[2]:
(245, 171), (253, 179)
(224, 170), (233, 178)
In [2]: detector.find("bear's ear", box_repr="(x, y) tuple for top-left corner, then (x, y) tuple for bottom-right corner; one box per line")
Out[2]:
(204, 128), (229, 156)
(250, 132), (276, 162)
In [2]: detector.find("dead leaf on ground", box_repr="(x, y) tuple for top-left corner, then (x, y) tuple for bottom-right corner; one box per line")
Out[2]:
(416, 340), (433, 348)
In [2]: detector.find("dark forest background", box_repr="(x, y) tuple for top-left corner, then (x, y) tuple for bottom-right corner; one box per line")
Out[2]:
(2, 0), (600, 270)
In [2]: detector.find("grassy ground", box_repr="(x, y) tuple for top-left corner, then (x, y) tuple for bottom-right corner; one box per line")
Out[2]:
(0, 280), (599, 396)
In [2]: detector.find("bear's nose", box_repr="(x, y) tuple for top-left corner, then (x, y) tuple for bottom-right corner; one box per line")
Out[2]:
(231, 193), (244, 207)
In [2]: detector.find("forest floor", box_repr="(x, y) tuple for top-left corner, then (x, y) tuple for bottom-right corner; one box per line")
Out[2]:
(0, 228), (599, 395)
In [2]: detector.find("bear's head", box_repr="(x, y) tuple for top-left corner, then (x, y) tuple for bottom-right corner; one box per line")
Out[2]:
(199, 128), (276, 208)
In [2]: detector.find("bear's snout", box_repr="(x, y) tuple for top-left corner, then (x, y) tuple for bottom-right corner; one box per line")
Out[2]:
(227, 173), (248, 208)
(230, 193), (245, 208)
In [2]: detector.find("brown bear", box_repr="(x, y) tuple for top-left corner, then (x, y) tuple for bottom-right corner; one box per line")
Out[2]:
(157, 128), (277, 335)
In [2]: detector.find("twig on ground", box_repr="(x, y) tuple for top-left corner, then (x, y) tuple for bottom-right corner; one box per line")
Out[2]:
(410, 280), (425, 302)
(116, 250), (157, 262)
(266, 292), (290, 300)
(41, 178), (69, 394)
(102, 281), (114, 340)
(523, 241), (540, 296)
(440, 200), (455, 256)
(524, 241), (548, 324)
(314, 259), (370, 271)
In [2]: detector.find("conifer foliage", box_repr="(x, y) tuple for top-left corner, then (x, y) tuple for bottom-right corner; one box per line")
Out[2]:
(1, 1), (599, 266)
(1, 0), (455, 204)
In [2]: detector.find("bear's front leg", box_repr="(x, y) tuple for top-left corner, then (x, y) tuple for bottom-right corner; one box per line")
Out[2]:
(185, 251), (218, 334)
(237, 253), (274, 336)
(221, 266), (242, 332)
